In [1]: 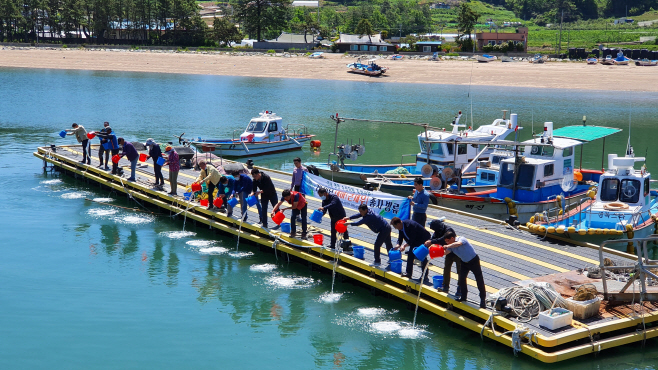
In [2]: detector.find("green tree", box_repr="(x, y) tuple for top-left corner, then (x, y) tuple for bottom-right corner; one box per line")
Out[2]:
(456, 2), (479, 52)
(233, 0), (291, 41)
(211, 16), (243, 46)
(355, 18), (373, 42)
(291, 7), (319, 43)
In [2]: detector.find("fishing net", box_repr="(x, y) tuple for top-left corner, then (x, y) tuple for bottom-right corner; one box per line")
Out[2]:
(385, 167), (410, 175)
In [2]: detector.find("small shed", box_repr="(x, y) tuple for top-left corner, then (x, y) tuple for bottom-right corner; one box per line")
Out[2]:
(415, 41), (443, 53)
(253, 32), (319, 51)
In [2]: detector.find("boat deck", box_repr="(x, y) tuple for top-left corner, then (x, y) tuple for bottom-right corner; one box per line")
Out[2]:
(35, 144), (658, 363)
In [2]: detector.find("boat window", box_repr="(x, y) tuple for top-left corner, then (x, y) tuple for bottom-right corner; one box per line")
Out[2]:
(530, 145), (554, 157)
(246, 121), (267, 133)
(457, 144), (467, 155)
(446, 143), (454, 155)
(268, 122), (278, 132)
(600, 178), (619, 201)
(480, 172), (495, 182)
(491, 156), (501, 165)
(563, 147), (573, 157)
(430, 143), (443, 155)
(645, 177), (650, 196)
(620, 179), (641, 203)
(516, 164), (535, 188)
(500, 163), (514, 186)
(544, 164), (554, 177)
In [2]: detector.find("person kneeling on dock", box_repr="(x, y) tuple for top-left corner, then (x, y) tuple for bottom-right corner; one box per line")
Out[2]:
(441, 231), (487, 309)
(117, 138), (138, 182)
(425, 219), (461, 296)
(317, 188), (349, 250)
(272, 189), (308, 239)
(251, 169), (277, 228)
(391, 217), (430, 282)
(343, 204), (392, 267)
(195, 161), (221, 210)
(218, 175), (236, 216)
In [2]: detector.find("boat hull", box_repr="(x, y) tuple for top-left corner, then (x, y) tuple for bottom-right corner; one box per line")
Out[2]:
(191, 135), (313, 157)
(309, 162), (418, 185)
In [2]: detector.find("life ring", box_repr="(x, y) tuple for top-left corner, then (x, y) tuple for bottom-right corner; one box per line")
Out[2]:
(604, 202), (629, 210)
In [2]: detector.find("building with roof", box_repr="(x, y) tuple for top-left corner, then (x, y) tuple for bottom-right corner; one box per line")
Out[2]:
(415, 41), (443, 52)
(335, 34), (393, 53)
(476, 27), (528, 52)
(252, 32), (320, 50)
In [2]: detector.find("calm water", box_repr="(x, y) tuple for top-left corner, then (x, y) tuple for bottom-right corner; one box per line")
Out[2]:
(2, 68), (658, 369)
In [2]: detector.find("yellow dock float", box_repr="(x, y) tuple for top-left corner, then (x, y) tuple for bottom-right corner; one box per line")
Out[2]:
(35, 144), (658, 363)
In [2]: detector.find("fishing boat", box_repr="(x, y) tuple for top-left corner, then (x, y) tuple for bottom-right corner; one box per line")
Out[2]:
(600, 55), (615, 65)
(420, 122), (622, 223)
(308, 52), (324, 59)
(390, 54), (404, 60)
(586, 57), (598, 65)
(529, 54), (546, 64)
(186, 111), (314, 157)
(635, 59), (658, 66)
(476, 54), (496, 63)
(614, 51), (630, 65)
(528, 151), (657, 253)
(306, 111), (520, 185)
(346, 58), (388, 76)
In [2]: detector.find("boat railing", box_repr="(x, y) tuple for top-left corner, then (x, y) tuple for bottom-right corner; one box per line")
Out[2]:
(400, 154), (416, 166)
(232, 129), (243, 141)
(286, 124), (308, 137)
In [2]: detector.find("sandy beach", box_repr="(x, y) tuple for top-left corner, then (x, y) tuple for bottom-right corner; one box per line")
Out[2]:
(1, 47), (657, 91)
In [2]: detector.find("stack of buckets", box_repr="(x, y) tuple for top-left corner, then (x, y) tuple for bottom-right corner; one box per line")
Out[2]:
(389, 249), (403, 274)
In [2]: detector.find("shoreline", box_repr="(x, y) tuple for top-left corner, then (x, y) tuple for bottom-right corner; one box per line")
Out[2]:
(2, 47), (658, 91)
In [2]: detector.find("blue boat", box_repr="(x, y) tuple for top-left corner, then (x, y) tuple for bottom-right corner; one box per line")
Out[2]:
(614, 51), (630, 65)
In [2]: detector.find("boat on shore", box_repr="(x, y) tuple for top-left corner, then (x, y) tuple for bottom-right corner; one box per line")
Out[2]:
(601, 55), (615, 65)
(346, 58), (388, 76)
(186, 111), (314, 157)
(476, 54), (496, 63)
(635, 59), (658, 66)
(529, 54), (546, 64)
(586, 57), (598, 65)
(614, 52), (630, 65)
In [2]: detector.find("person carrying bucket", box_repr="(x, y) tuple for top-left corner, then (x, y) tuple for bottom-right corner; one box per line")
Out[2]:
(251, 168), (277, 228)
(64, 123), (91, 165)
(272, 189), (308, 239)
(317, 188), (349, 250)
(195, 160), (221, 210)
(391, 217), (430, 282)
(424, 219), (461, 296)
(343, 204), (392, 267)
(290, 157), (307, 223)
(117, 138), (138, 182)
(163, 146), (179, 195)
(409, 177), (430, 227)
(95, 128), (119, 174)
(441, 230), (487, 309)
(97, 122), (111, 169)
(218, 175), (236, 216)
(234, 172), (253, 221)
(144, 138), (164, 190)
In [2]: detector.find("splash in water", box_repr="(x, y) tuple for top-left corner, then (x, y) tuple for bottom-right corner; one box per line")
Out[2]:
(319, 292), (343, 303)
(199, 247), (229, 255)
(228, 251), (254, 258)
(116, 215), (153, 225)
(87, 208), (118, 217)
(61, 192), (88, 199)
(186, 240), (216, 248)
(249, 264), (277, 273)
(159, 231), (196, 239)
(370, 321), (402, 334)
(41, 179), (63, 185)
(92, 197), (114, 202)
(265, 275), (316, 289)
(356, 307), (390, 318)
(397, 326), (428, 339)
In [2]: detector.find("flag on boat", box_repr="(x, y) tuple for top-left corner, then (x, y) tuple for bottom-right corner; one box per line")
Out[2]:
(301, 172), (411, 220)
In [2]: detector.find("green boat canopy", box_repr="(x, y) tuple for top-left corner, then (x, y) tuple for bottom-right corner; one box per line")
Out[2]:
(549, 125), (622, 142)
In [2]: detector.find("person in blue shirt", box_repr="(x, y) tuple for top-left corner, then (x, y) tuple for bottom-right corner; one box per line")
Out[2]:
(234, 173), (253, 221)
(317, 188), (348, 250)
(344, 204), (392, 266)
(391, 217), (431, 281)
(409, 177), (430, 227)
(218, 175), (236, 217)
(442, 230), (486, 309)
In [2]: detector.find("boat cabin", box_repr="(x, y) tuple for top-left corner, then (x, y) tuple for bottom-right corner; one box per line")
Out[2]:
(240, 111), (285, 142)
(596, 155), (650, 209)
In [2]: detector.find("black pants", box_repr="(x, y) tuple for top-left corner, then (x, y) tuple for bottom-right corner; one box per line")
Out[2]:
(207, 181), (216, 208)
(290, 205), (307, 235)
(412, 212), (427, 227)
(458, 255), (486, 304)
(373, 225), (393, 263)
(99, 144), (109, 166)
(259, 193), (278, 227)
(406, 245), (429, 277)
(81, 139), (90, 163)
(330, 217), (349, 249)
(293, 185), (301, 192)
(443, 251), (462, 293)
(154, 164), (164, 185)
(111, 149), (120, 174)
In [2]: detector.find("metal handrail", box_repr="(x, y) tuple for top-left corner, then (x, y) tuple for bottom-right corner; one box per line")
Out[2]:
(400, 153), (417, 166)
(232, 129), (243, 141)
(599, 237), (658, 300)
(285, 124), (307, 137)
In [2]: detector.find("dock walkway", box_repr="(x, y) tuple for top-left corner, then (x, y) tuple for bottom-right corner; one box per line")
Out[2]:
(35, 144), (658, 363)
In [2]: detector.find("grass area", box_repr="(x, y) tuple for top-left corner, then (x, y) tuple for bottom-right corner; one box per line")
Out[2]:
(431, 1), (520, 27)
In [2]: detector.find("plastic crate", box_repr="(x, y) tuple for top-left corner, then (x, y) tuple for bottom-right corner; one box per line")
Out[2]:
(538, 308), (573, 330)
(566, 297), (601, 320)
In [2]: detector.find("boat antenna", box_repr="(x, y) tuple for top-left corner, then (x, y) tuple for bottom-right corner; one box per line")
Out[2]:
(627, 93), (633, 156)
(531, 109), (534, 141)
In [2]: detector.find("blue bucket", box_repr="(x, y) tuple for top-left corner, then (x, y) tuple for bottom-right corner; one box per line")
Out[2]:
(390, 260), (403, 274)
(59, 130), (66, 138)
(281, 222), (291, 233)
(246, 195), (258, 207)
(183, 192), (192, 200)
(156, 157), (165, 166)
(353, 245), (365, 259)
(433, 275), (444, 289)
(309, 209), (323, 223)
(413, 245), (429, 260)
(388, 249), (402, 261)
(228, 197), (239, 208)
(102, 142), (111, 150)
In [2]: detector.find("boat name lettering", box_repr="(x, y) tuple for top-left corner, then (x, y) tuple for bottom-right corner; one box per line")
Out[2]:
(465, 204), (485, 210)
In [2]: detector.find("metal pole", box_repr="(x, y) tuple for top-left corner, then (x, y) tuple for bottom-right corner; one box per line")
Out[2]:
(579, 144), (583, 170)
(601, 137), (606, 172)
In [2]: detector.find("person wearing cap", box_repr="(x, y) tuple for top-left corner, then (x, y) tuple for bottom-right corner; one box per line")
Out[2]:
(343, 204), (392, 266)
(97, 122), (111, 169)
(144, 138), (163, 189)
(164, 146), (179, 195)
(234, 172), (254, 221)
(65, 123), (90, 165)
(272, 189), (308, 239)
(117, 138), (138, 181)
(94, 128), (119, 173)
(251, 168), (277, 228)
(317, 188), (348, 250)
(409, 177), (430, 227)
(391, 217), (430, 281)
(424, 219), (461, 295)
(195, 160), (221, 210)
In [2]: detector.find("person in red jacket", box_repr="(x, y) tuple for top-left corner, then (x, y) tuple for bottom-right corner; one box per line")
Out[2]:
(272, 189), (308, 239)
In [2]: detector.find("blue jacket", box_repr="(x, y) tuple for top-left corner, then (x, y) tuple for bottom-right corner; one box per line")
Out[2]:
(397, 219), (431, 250)
(234, 174), (253, 195)
(96, 132), (119, 150)
(349, 210), (389, 233)
(220, 175), (235, 196)
(122, 142), (138, 161)
(321, 193), (346, 220)
(412, 189), (430, 214)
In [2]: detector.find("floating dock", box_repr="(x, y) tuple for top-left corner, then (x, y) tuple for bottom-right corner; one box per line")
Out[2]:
(35, 144), (658, 363)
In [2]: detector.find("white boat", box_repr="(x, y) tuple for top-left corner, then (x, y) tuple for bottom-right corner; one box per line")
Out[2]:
(529, 54), (545, 64)
(601, 55), (615, 65)
(635, 59), (657, 66)
(346, 58), (388, 76)
(187, 111), (314, 157)
(477, 54), (496, 63)
(309, 52), (324, 59)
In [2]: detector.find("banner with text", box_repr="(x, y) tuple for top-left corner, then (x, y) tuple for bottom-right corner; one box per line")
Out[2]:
(301, 172), (411, 220)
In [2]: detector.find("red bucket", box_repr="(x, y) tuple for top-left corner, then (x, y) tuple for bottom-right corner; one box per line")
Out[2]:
(86, 132), (96, 140)
(111, 155), (120, 164)
(191, 182), (202, 192)
(200, 199), (209, 207)
(272, 211), (285, 225)
(213, 197), (223, 208)
(139, 153), (147, 162)
(313, 234), (324, 245)
(335, 220), (347, 234)
(429, 245), (445, 259)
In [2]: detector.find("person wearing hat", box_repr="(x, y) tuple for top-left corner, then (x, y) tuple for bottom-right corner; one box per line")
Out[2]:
(234, 172), (254, 221)
(117, 138), (138, 181)
(195, 160), (221, 210)
(163, 146), (179, 195)
(144, 138), (163, 189)
(97, 122), (111, 169)
(94, 128), (119, 173)
(65, 123), (90, 165)
(251, 168), (277, 228)
(317, 188), (348, 250)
